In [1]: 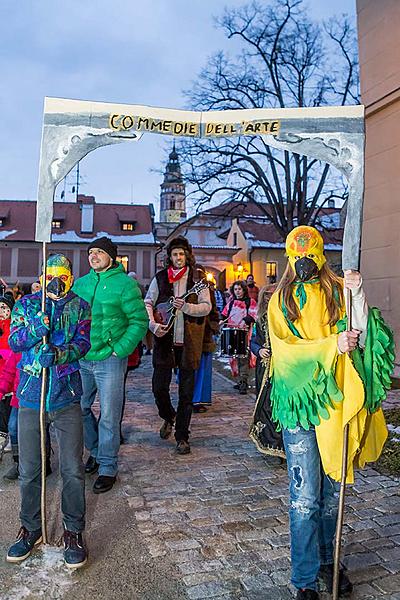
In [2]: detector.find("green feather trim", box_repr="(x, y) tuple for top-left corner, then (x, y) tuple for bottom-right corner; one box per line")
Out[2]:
(350, 307), (395, 413)
(271, 362), (343, 431)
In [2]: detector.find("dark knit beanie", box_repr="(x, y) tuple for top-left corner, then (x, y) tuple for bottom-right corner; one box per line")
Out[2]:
(87, 237), (118, 261)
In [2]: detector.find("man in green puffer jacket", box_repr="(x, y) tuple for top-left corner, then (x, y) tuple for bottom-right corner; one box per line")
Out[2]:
(73, 237), (148, 494)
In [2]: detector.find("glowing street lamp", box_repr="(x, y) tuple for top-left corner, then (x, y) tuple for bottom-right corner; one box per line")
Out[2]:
(205, 271), (216, 284)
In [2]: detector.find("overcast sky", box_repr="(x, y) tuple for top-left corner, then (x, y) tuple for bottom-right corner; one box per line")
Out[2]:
(0, 0), (355, 218)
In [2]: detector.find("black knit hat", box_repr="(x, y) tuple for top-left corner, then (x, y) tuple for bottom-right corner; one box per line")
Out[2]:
(166, 236), (192, 256)
(87, 237), (118, 261)
(0, 291), (15, 311)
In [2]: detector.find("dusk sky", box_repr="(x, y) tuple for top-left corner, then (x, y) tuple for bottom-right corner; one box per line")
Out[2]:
(0, 0), (355, 218)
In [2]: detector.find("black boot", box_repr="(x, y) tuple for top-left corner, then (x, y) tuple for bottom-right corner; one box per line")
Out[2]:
(296, 590), (319, 600)
(318, 563), (353, 596)
(85, 456), (99, 474)
(3, 444), (19, 481)
(239, 381), (248, 395)
(93, 475), (116, 494)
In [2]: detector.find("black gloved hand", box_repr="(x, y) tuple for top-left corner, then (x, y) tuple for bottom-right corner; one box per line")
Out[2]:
(243, 315), (255, 326)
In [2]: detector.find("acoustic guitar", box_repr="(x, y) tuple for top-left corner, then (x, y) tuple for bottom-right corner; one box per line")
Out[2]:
(153, 278), (209, 331)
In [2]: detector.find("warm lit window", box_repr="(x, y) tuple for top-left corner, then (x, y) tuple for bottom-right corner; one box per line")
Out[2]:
(0, 219), (4, 227)
(121, 222), (135, 231)
(52, 220), (63, 229)
(116, 255), (129, 271)
(266, 261), (277, 278)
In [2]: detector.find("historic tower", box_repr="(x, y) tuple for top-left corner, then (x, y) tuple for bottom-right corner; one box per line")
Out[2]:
(159, 143), (186, 223)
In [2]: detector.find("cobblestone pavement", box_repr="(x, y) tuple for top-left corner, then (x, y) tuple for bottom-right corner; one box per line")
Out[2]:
(118, 357), (400, 600)
(1, 355), (400, 599)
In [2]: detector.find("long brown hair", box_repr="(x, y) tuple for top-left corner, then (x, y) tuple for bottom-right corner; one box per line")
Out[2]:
(277, 262), (344, 326)
(257, 284), (277, 320)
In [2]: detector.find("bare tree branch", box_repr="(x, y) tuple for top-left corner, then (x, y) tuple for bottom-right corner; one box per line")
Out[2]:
(179, 0), (359, 236)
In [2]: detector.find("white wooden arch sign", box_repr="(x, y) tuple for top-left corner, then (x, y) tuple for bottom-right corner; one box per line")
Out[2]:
(36, 97), (365, 269)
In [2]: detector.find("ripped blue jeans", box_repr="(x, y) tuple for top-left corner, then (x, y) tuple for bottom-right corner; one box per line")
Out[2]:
(283, 426), (340, 591)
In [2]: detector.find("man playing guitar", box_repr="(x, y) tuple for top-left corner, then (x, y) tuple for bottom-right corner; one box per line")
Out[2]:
(144, 236), (211, 455)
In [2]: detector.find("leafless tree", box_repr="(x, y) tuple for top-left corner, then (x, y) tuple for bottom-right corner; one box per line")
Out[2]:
(179, 0), (359, 237)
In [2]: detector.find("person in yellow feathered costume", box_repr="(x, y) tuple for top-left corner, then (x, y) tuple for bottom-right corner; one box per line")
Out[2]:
(267, 226), (394, 600)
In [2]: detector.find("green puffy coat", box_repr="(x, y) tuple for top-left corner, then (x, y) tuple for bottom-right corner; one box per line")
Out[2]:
(73, 263), (148, 361)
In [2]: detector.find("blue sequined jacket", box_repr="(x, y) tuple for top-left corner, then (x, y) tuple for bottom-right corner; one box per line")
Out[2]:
(9, 291), (91, 411)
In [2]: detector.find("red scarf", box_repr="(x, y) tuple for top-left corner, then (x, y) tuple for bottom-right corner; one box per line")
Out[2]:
(168, 266), (187, 284)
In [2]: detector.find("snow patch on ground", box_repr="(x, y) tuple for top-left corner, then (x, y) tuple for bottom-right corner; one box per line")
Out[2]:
(387, 423), (400, 443)
(4, 545), (77, 600)
(216, 355), (232, 372)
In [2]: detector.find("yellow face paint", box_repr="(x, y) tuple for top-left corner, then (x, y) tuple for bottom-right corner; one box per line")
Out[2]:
(40, 265), (73, 298)
(285, 226), (326, 272)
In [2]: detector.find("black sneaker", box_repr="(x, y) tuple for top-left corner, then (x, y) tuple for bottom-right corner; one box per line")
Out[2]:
(85, 455), (99, 474)
(3, 462), (19, 481)
(93, 475), (116, 494)
(6, 526), (42, 563)
(318, 563), (353, 596)
(63, 530), (88, 569)
(176, 440), (191, 455)
(296, 590), (319, 600)
(160, 420), (174, 440)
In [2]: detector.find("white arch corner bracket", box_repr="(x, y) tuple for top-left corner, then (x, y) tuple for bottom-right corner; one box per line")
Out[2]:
(36, 97), (365, 270)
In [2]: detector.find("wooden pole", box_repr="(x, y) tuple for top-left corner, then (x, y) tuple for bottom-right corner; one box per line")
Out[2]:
(332, 288), (352, 600)
(39, 241), (48, 544)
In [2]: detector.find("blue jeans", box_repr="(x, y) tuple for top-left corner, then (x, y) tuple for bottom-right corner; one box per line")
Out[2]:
(80, 355), (127, 477)
(19, 403), (85, 532)
(8, 407), (18, 446)
(283, 427), (340, 591)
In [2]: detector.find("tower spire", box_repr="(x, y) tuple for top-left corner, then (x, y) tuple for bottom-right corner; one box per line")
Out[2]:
(159, 144), (186, 223)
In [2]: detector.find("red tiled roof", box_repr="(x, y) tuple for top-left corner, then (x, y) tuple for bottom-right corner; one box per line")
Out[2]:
(202, 198), (271, 218)
(239, 220), (283, 244)
(0, 198), (154, 243)
(200, 198), (342, 220)
(239, 219), (343, 247)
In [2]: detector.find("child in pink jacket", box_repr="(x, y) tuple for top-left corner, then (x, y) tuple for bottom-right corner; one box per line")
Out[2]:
(0, 290), (14, 461)
(0, 351), (20, 479)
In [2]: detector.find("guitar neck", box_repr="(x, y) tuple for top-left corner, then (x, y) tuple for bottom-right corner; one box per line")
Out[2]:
(178, 279), (206, 301)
